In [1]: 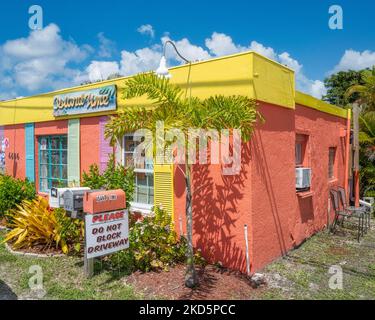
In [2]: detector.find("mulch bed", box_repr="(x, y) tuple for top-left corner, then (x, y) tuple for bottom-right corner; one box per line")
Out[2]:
(125, 264), (261, 300)
(6, 240), (63, 256)
(0, 218), (7, 229)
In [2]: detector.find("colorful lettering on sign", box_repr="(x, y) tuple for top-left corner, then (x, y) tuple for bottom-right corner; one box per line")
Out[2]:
(85, 209), (129, 259)
(91, 210), (124, 223)
(53, 85), (117, 117)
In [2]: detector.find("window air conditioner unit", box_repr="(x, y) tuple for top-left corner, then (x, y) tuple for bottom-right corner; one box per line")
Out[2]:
(295, 168), (311, 190)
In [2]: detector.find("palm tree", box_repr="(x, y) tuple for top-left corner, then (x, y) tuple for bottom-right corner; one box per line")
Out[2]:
(345, 66), (375, 111)
(359, 111), (375, 196)
(105, 73), (261, 287)
(345, 67), (375, 198)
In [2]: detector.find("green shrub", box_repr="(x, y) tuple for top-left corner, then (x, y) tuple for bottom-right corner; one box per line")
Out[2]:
(82, 154), (134, 208)
(54, 208), (84, 254)
(108, 207), (188, 273)
(3, 197), (83, 254)
(364, 190), (375, 197)
(0, 174), (36, 221)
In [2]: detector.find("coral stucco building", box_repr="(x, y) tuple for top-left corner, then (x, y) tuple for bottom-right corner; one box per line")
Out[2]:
(0, 51), (350, 273)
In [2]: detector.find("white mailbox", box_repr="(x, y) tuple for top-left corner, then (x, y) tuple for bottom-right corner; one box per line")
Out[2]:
(49, 187), (90, 209)
(63, 188), (91, 214)
(49, 188), (69, 209)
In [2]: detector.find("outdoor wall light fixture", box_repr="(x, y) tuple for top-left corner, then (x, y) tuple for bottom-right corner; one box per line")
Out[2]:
(155, 40), (191, 78)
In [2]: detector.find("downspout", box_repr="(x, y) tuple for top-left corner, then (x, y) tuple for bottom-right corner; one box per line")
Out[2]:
(344, 108), (351, 200)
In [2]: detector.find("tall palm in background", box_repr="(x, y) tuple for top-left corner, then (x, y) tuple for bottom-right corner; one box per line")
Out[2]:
(346, 66), (375, 197)
(346, 67), (375, 112)
(105, 73), (261, 287)
(359, 112), (375, 196)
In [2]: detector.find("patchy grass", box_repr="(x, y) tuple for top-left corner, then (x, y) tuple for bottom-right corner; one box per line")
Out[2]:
(1, 219), (375, 300)
(254, 221), (375, 300)
(0, 230), (141, 300)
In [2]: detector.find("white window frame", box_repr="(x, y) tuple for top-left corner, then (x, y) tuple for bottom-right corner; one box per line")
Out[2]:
(122, 134), (154, 213)
(295, 142), (303, 166)
(328, 147), (336, 180)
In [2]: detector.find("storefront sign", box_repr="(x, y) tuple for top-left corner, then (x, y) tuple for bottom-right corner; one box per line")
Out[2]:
(85, 209), (129, 259)
(53, 85), (117, 117)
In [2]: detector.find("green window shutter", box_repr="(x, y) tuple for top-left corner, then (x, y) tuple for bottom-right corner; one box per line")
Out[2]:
(68, 119), (80, 186)
(153, 164), (174, 219)
(25, 123), (35, 182)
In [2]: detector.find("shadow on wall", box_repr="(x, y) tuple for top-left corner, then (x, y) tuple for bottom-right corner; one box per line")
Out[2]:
(251, 128), (288, 256)
(0, 280), (17, 300)
(191, 142), (251, 272)
(12, 158), (18, 178)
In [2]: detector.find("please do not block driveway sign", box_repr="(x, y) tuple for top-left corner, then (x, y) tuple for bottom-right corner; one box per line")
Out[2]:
(85, 209), (129, 259)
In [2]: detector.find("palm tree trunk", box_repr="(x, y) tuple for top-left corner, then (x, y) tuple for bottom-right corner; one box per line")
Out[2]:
(184, 162), (198, 288)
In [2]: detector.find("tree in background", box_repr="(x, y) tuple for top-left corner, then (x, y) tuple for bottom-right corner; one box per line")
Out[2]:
(358, 112), (375, 196)
(323, 69), (365, 107)
(345, 67), (375, 112)
(344, 66), (375, 197)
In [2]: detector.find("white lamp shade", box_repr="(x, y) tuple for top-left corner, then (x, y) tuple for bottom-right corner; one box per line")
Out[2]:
(155, 56), (171, 78)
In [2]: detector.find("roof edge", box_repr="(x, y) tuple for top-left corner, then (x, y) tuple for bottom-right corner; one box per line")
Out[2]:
(295, 91), (348, 119)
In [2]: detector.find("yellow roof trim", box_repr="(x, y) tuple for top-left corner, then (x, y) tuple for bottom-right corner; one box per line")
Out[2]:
(0, 50), (348, 125)
(295, 91), (348, 119)
(0, 50), (293, 104)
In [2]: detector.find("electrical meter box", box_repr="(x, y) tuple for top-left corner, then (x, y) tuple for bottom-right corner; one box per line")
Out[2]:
(63, 188), (91, 214)
(83, 189), (126, 214)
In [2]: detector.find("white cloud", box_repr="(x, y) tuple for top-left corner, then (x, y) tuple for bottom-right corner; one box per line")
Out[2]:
(310, 80), (327, 98)
(248, 41), (277, 61)
(137, 24), (155, 38)
(0, 26), (352, 101)
(86, 61), (120, 82)
(205, 33), (277, 61)
(97, 32), (116, 58)
(277, 52), (327, 98)
(120, 47), (162, 76)
(331, 49), (375, 73)
(3, 24), (87, 62)
(278, 52), (302, 73)
(0, 23), (90, 97)
(276, 51), (324, 98)
(162, 36), (211, 62)
(205, 32), (244, 56)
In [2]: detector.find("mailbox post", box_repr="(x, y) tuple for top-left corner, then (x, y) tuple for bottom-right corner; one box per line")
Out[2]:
(83, 189), (128, 278)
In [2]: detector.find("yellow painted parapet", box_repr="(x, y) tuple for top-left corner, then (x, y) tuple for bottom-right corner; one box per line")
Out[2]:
(0, 50), (345, 125)
(251, 53), (295, 108)
(295, 91), (348, 119)
(0, 51), (295, 125)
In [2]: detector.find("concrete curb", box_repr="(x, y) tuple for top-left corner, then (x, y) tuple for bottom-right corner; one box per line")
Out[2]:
(4, 243), (65, 258)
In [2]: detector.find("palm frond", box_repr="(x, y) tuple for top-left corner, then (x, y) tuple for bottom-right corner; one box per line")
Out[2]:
(197, 95), (260, 142)
(122, 73), (183, 107)
(345, 85), (366, 99)
(359, 112), (375, 139)
(105, 107), (154, 144)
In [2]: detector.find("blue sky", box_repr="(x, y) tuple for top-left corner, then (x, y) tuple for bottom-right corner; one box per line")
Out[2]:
(0, 0), (374, 100)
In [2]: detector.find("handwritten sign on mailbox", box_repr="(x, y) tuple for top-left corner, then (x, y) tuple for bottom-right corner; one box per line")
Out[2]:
(83, 189), (126, 214)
